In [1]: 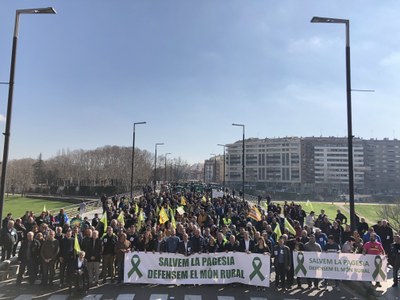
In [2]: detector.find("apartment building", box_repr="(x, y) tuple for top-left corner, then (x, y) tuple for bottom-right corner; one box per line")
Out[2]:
(222, 136), (400, 193)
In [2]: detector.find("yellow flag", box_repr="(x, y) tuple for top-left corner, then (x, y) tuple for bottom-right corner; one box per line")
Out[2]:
(284, 218), (296, 235)
(100, 212), (108, 236)
(43, 204), (47, 212)
(135, 202), (139, 214)
(159, 208), (169, 224)
(274, 224), (282, 239)
(201, 196), (207, 204)
(169, 207), (176, 229)
(137, 209), (144, 230)
(180, 196), (187, 206)
(74, 233), (81, 254)
(305, 200), (314, 211)
(117, 211), (125, 227)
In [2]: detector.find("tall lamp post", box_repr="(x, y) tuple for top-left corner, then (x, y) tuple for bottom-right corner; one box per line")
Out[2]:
(0, 7), (56, 224)
(130, 121), (146, 200)
(154, 143), (164, 192)
(164, 152), (171, 183)
(232, 123), (245, 202)
(217, 144), (226, 188)
(311, 16), (355, 231)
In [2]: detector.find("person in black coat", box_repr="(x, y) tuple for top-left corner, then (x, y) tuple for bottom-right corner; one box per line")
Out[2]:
(85, 230), (102, 286)
(238, 231), (255, 253)
(178, 233), (193, 256)
(16, 231), (40, 285)
(273, 236), (292, 290)
(59, 230), (74, 287)
(70, 251), (89, 296)
(225, 235), (239, 252)
(1, 219), (18, 261)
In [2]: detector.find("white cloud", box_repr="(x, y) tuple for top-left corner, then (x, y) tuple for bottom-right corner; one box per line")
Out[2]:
(287, 36), (340, 53)
(0, 115), (5, 122)
(380, 51), (400, 67)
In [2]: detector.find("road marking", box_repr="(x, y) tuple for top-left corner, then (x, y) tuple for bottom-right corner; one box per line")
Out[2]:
(14, 295), (34, 300)
(47, 296), (69, 300)
(149, 295), (168, 300)
(250, 298), (268, 300)
(184, 296), (202, 300)
(82, 294), (103, 300)
(217, 297), (235, 300)
(116, 294), (136, 300)
(47, 294), (68, 300)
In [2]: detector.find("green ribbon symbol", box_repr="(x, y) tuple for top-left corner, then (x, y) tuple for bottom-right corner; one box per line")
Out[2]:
(294, 252), (307, 276)
(249, 257), (265, 281)
(372, 255), (386, 281)
(127, 254), (143, 278)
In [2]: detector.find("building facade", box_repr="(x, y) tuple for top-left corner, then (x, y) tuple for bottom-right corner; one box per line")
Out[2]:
(223, 136), (400, 194)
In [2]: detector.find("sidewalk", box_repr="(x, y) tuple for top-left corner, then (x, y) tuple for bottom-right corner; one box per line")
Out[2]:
(343, 267), (398, 300)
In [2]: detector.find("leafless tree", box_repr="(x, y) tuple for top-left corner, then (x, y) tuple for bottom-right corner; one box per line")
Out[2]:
(377, 199), (400, 232)
(7, 158), (35, 194)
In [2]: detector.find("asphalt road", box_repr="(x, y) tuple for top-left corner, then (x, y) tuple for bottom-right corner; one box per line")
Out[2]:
(0, 279), (361, 300)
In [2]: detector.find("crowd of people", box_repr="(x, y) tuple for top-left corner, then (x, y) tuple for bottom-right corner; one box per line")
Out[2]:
(0, 186), (399, 296)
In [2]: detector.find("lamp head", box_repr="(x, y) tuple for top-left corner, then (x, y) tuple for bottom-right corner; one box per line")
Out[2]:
(311, 16), (348, 24)
(17, 7), (56, 15)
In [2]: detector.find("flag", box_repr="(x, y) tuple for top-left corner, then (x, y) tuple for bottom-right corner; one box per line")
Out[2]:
(201, 196), (207, 204)
(117, 211), (125, 227)
(155, 205), (160, 216)
(180, 196), (187, 206)
(284, 218), (296, 235)
(247, 206), (262, 221)
(262, 202), (269, 211)
(100, 212), (108, 236)
(135, 202), (139, 214)
(159, 208), (169, 224)
(74, 233), (81, 254)
(137, 209), (145, 230)
(177, 206), (185, 215)
(169, 207), (176, 229)
(305, 200), (314, 212)
(43, 204), (47, 212)
(274, 224), (282, 239)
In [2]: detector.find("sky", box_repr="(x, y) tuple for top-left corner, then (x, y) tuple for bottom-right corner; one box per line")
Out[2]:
(0, 0), (400, 164)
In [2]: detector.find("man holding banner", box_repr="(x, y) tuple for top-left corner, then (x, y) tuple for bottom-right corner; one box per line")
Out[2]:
(363, 232), (385, 287)
(273, 236), (291, 290)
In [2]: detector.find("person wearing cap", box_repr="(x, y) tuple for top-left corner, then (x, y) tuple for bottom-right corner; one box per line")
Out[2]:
(324, 235), (341, 291)
(304, 234), (322, 289)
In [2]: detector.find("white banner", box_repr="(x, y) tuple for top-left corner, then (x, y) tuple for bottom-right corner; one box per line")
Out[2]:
(212, 189), (224, 199)
(293, 252), (387, 282)
(124, 252), (270, 287)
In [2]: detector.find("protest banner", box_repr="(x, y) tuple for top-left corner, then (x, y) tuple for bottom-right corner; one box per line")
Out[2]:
(124, 252), (270, 287)
(293, 251), (387, 282)
(212, 189), (224, 199)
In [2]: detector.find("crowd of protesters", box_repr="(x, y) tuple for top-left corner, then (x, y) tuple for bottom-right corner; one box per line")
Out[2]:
(0, 185), (399, 296)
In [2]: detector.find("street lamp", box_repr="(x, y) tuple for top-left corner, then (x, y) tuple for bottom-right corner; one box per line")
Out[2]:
(232, 123), (245, 202)
(0, 7), (56, 224)
(154, 143), (164, 192)
(164, 153), (171, 183)
(311, 16), (356, 231)
(217, 144), (226, 189)
(130, 121), (146, 200)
